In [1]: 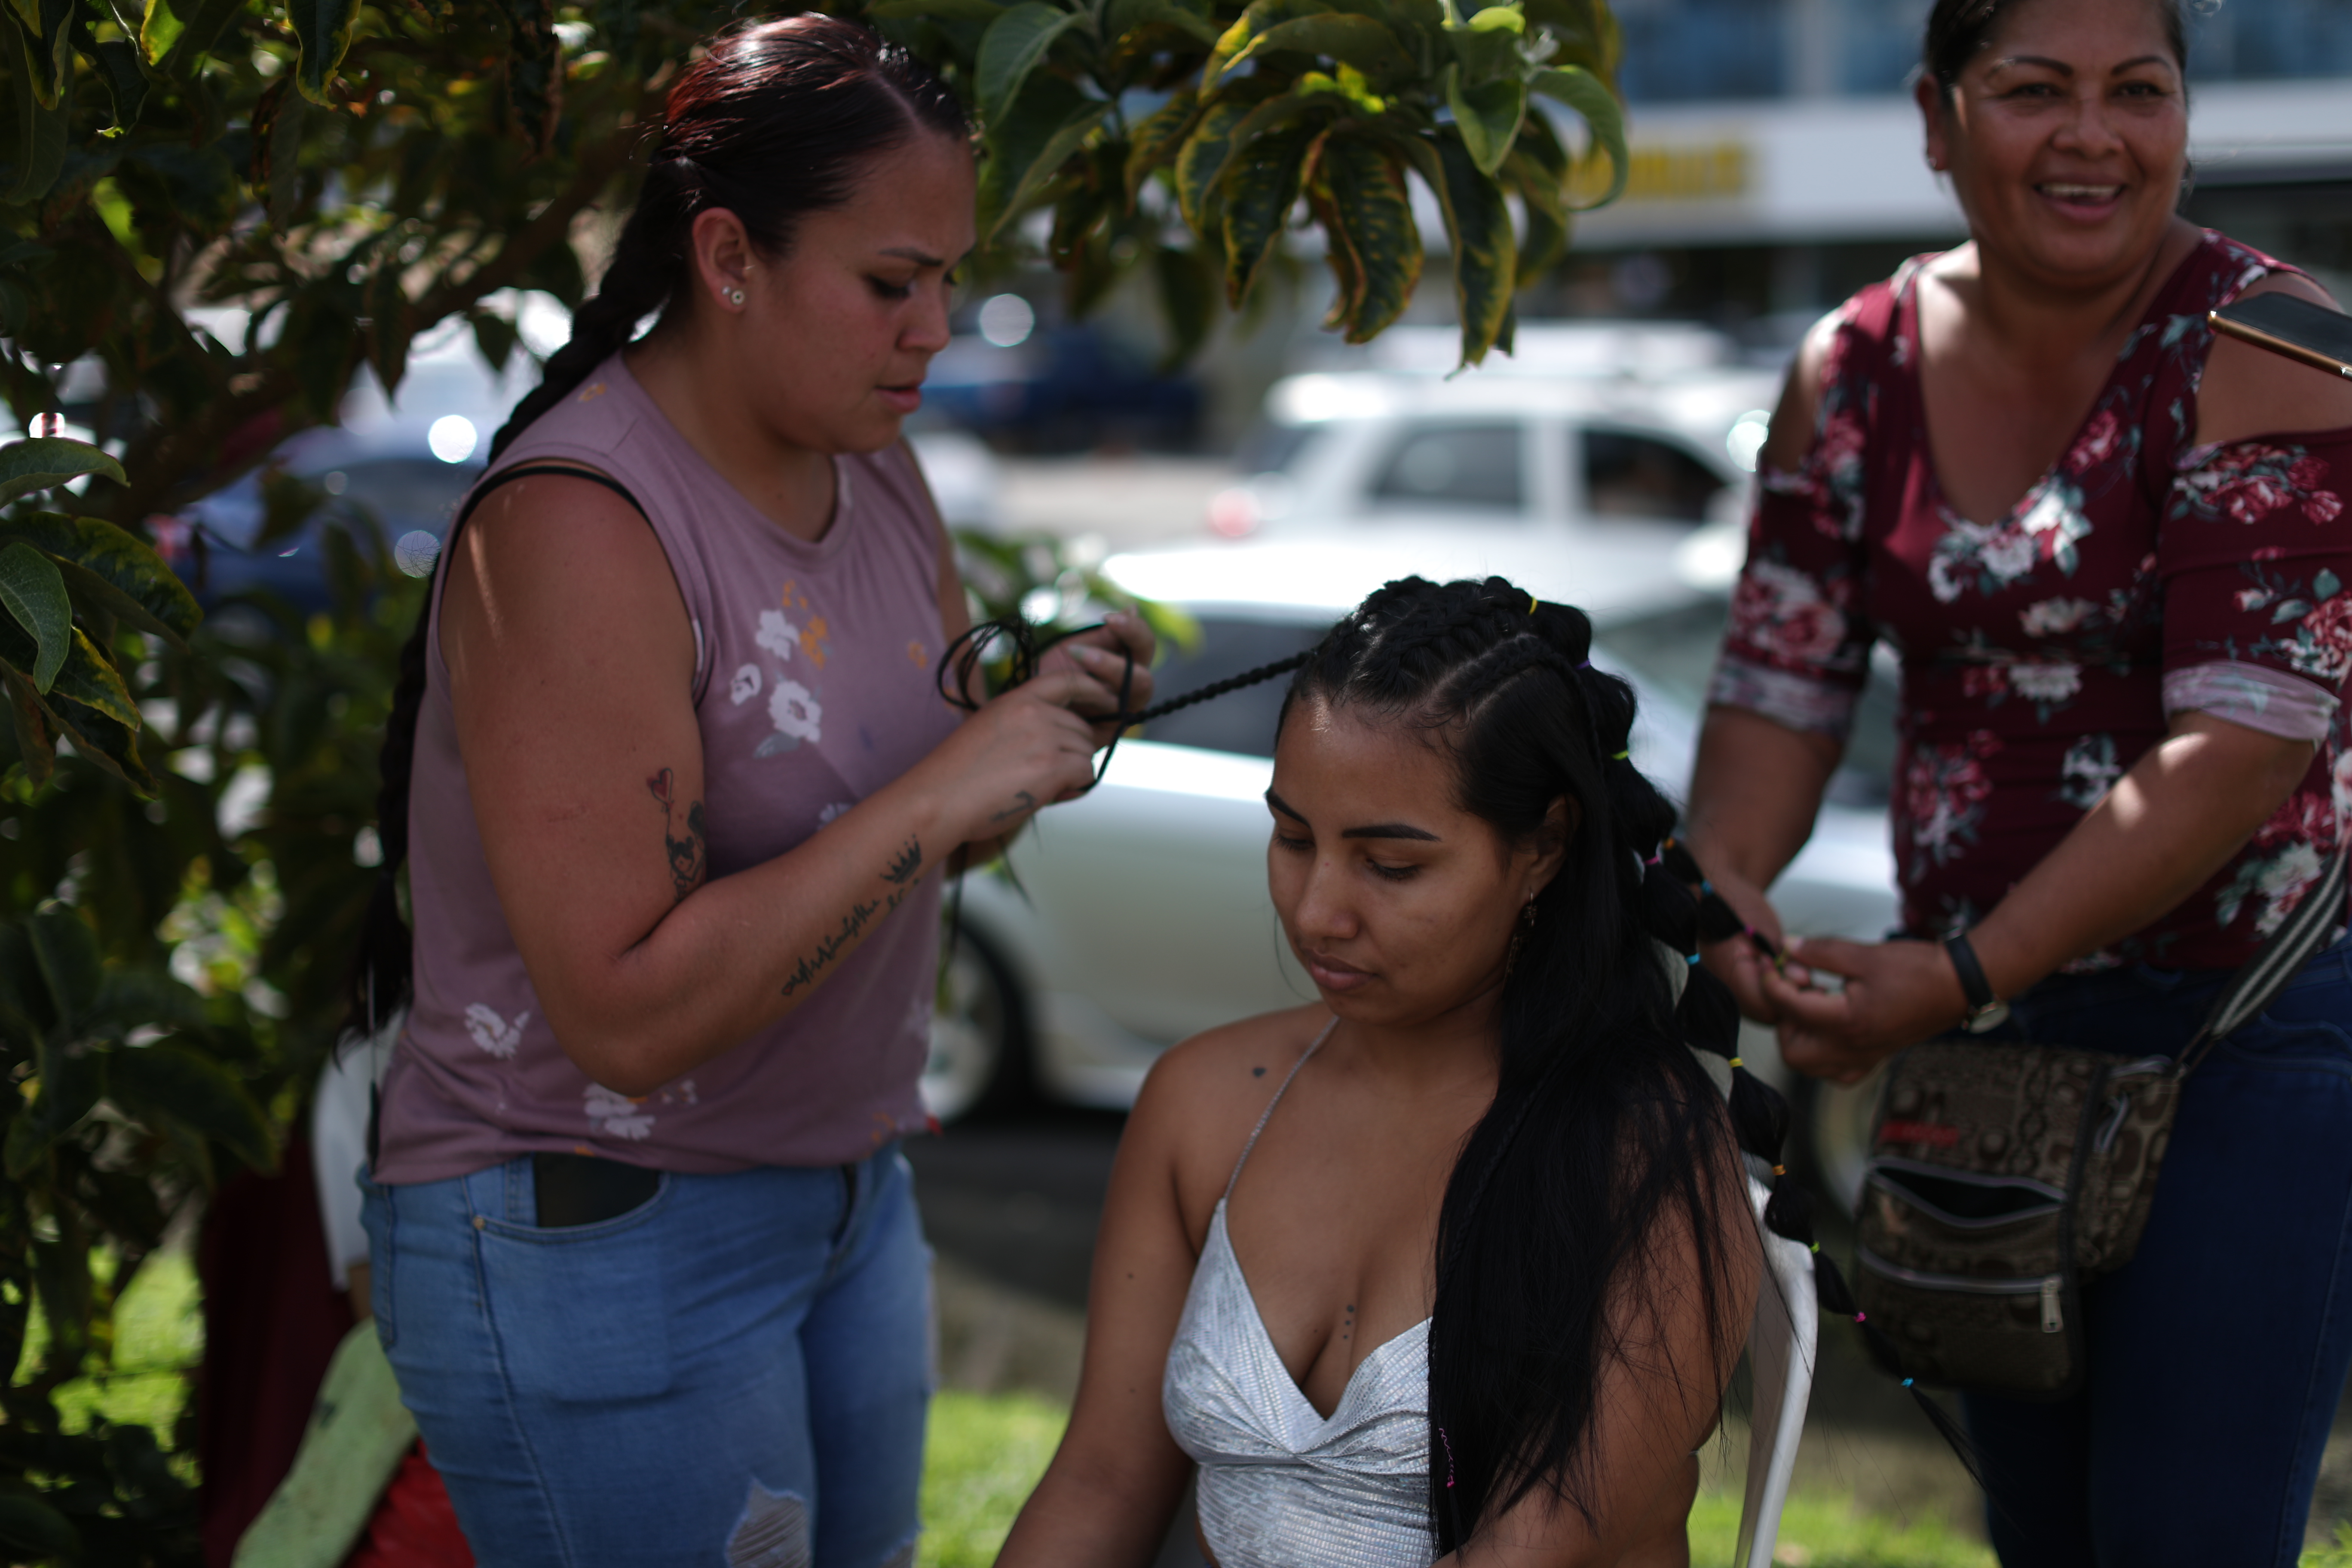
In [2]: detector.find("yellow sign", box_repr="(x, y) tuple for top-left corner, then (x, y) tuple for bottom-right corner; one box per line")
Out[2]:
(1570, 140), (1751, 205)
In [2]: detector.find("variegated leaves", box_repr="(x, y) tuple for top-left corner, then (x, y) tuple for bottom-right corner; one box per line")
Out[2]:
(935, 0), (1627, 369)
(0, 439), (197, 794)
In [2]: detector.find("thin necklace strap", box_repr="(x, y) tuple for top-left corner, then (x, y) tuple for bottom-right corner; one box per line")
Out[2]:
(1221, 1017), (1339, 1205)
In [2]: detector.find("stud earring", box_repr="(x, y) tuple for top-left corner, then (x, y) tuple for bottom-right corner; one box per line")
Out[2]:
(727, 288), (746, 307)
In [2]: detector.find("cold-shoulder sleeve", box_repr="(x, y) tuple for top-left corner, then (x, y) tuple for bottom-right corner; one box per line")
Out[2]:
(1707, 312), (1879, 742)
(2159, 430), (2352, 741)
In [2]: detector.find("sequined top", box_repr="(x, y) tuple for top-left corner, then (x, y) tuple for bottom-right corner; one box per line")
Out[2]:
(1161, 1022), (1437, 1566)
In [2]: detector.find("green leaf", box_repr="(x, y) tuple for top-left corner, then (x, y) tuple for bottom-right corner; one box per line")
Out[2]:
(1230, 12), (1415, 80)
(0, 18), (67, 203)
(1467, 3), (1525, 31)
(1152, 243), (1219, 370)
(976, 2), (1084, 128)
(1124, 86), (1200, 207)
(1446, 66), (1525, 176)
(1430, 129), (1516, 364)
(0, 437), (128, 506)
(1222, 125), (1312, 306)
(289, 0), (361, 106)
(470, 305), (518, 374)
(10, 0), (72, 109)
(50, 625), (138, 729)
(979, 76), (1109, 242)
(1, 665), (52, 786)
(1205, 0), (1331, 89)
(1315, 136), (1420, 341)
(84, 38), (150, 131)
(153, 0), (242, 75)
(263, 78), (308, 230)
(108, 1041), (279, 1176)
(1508, 149), (1571, 276)
(1173, 96), (1250, 235)
(368, 263), (411, 398)
(0, 542), (68, 692)
(12, 672), (156, 793)
(1106, 0), (1218, 45)
(0, 1488), (80, 1558)
(138, 0), (181, 59)
(3, 511), (200, 647)
(26, 908), (101, 1025)
(3, 1037), (100, 1176)
(1532, 65), (1626, 209)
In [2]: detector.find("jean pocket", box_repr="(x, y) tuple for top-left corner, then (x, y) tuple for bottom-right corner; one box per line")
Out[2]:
(2216, 1008), (2352, 1075)
(360, 1173), (397, 1351)
(473, 1175), (675, 1401)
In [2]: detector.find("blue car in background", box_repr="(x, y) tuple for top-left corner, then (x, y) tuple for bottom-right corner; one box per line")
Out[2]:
(168, 330), (535, 611)
(919, 294), (1200, 453)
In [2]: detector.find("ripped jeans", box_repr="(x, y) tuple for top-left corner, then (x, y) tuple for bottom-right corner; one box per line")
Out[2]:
(360, 1144), (930, 1568)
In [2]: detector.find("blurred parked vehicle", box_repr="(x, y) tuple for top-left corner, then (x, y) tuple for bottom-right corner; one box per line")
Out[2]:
(919, 294), (1202, 453)
(919, 530), (1901, 1205)
(1207, 322), (1781, 597)
(160, 310), (1001, 610)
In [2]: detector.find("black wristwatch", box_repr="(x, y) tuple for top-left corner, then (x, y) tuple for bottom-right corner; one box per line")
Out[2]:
(1943, 932), (2010, 1034)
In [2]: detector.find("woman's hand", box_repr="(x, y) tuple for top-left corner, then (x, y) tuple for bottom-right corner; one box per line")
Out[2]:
(1764, 936), (1969, 1084)
(918, 668), (1109, 844)
(1697, 869), (1808, 1025)
(1035, 610), (1158, 743)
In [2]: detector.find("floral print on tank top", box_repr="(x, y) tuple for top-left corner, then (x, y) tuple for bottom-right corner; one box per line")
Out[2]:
(1712, 233), (2352, 970)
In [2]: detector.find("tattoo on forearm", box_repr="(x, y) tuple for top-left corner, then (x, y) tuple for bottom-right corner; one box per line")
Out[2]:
(645, 768), (707, 902)
(990, 791), (1037, 824)
(779, 838), (925, 998)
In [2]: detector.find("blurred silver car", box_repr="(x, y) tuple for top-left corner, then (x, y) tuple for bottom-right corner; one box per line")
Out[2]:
(922, 531), (1901, 1198)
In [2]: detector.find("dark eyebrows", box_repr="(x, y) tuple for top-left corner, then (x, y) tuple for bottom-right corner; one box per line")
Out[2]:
(1342, 823), (1440, 842)
(1261, 790), (1440, 842)
(1989, 52), (2175, 78)
(878, 245), (958, 268)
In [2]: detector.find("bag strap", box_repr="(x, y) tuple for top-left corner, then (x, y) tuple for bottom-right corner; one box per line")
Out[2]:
(2180, 847), (2349, 1072)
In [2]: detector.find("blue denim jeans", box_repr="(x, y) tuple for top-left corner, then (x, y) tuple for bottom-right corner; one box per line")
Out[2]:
(1953, 936), (2352, 1566)
(360, 1144), (931, 1568)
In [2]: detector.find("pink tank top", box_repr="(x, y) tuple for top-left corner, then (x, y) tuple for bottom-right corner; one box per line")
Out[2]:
(374, 353), (962, 1182)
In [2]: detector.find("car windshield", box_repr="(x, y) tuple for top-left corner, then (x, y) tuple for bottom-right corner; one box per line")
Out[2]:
(1595, 596), (1898, 809)
(1231, 421), (1318, 478)
(1135, 615), (1335, 759)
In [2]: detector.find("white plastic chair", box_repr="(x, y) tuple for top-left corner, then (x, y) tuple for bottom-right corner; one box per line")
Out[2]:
(1733, 1167), (1819, 1568)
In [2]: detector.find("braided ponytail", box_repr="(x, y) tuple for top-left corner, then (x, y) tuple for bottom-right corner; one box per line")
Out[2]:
(345, 15), (967, 1035)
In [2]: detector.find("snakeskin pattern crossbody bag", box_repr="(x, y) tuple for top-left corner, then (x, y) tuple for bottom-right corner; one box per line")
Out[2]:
(1854, 849), (2349, 1400)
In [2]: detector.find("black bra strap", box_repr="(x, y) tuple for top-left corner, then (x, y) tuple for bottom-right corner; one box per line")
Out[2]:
(453, 462), (647, 533)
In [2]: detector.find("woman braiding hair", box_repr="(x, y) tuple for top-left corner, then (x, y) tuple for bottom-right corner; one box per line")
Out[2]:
(347, 17), (1154, 1564)
(998, 575), (1881, 1563)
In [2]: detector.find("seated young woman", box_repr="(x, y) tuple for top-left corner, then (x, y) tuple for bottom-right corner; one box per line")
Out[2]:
(998, 576), (1805, 1566)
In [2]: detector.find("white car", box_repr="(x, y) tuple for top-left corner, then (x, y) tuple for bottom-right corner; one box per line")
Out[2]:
(921, 532), (1902, 1197)
(1203, 326), (1781, 567)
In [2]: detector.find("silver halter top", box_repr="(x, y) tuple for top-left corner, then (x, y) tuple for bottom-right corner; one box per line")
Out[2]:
(1161, 1020), (1436, 1566)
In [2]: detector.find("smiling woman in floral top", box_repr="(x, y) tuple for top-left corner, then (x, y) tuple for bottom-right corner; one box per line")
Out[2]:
(1685, 0), (2352, 1562)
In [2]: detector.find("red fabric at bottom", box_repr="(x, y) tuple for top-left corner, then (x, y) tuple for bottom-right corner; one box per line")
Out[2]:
(344, 1442), (475, 1568)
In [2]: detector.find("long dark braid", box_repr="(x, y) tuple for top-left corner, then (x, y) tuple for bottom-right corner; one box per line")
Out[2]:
(346, 16), (967, 1035)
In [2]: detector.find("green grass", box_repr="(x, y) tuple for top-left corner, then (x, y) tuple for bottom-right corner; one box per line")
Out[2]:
(28, 1284), (2352, 1568)
(919, 1389), (1069, 1567)
(1687, 1489), (1994, 1567)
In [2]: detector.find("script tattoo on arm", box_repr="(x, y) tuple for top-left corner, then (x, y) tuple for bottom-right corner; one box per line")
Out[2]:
(779, 837), (926, 999)
(645, 768), (707, 903)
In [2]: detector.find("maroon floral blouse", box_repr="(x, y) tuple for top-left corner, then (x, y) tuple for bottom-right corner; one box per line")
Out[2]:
(1712, 233), (2352, 971)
